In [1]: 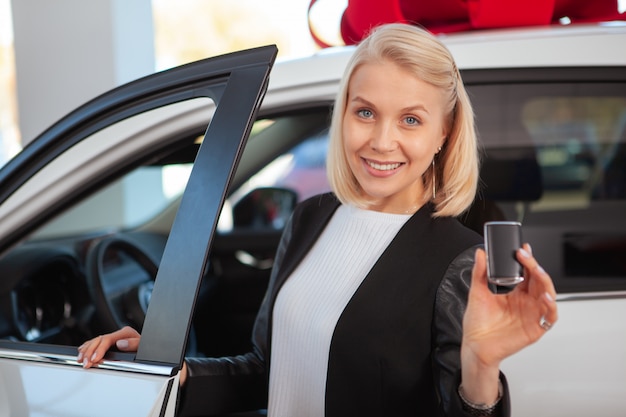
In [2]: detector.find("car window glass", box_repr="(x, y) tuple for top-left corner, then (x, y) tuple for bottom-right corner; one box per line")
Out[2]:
(243, 131), (330, 202)
(9, 96), (218, 241)
(33, 163), (194, 239)
(470, 82), (626, 292)
(218, 130), (330, 232)
(522, 97), (626, 199)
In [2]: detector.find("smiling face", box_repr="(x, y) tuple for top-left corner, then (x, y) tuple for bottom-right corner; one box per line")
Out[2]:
(342, 60), (447, 213)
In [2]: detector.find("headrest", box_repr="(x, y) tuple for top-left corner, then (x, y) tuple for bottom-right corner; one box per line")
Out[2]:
(480, 150), (543, 201)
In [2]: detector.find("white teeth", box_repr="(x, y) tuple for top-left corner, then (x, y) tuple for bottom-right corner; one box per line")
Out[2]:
(366, 160), (401, 171)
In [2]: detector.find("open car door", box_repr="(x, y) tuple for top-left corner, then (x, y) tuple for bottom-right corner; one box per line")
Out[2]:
(0, 45), (277, 417)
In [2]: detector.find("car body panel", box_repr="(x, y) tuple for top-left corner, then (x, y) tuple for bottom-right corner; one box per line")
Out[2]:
(444, 22), (626, 69)
(502, 295), (626, 415)
(0, 345), (178, 417)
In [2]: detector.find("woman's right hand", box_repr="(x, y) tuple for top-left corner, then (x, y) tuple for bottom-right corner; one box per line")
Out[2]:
(77, 326), (141, 368)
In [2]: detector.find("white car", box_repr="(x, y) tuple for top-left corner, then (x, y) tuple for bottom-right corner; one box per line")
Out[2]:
(0, 22), (625, 416)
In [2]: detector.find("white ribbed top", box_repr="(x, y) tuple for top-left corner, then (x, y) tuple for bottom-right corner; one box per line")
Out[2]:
(267, 205), (410, 417)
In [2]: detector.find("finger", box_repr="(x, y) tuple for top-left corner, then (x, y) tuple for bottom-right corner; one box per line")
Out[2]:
(94, 333), (118, 359)
(536, 296), (558, 336)
(516, 245), (557, 300)
(77, 335), (101, 359)
(516, 244), (536, 270)
(516, 245), (559, 332)
(77, 327), (141, 368)
(78, 334), (111, 368)
(540, 291), (559, 326)
(78, 335), (106, 368)
(513, 243), (531, 291)
(112, 326), (141, 341)
(116, 337), (141, 351)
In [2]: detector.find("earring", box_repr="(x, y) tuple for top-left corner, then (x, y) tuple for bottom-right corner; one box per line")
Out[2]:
(432, 159), (436, 200)
(432, 147), (441, 199)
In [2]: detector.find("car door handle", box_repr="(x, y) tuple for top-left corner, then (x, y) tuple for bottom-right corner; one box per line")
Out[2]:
(235, 250), (274, 270)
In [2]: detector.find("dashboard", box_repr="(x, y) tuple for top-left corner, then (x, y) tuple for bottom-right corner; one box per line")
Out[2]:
(0, 231), (167, 346)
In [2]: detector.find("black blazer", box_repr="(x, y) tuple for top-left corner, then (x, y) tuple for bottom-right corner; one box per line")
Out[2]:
(181, 193), (511, 416)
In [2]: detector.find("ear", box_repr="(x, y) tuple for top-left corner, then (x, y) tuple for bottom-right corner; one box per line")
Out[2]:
(437, 131), (447, 153)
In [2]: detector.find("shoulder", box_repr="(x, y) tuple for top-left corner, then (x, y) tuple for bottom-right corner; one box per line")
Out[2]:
(291, 192), (340, 224)
(276, 193), (341, 266)
(440, 245), (481, 291)
(294, 192), (340, 212)
(412, 206), (482, 259)
(433, 245), (480, 332)
(432, 215), (482, 247)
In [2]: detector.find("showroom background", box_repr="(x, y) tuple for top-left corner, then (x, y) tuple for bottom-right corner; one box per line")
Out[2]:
(0, 0), (345, 165)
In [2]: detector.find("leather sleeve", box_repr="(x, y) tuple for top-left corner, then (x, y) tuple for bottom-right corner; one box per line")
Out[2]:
(432, 245), (511, 417)
(177, 214), (296, 416)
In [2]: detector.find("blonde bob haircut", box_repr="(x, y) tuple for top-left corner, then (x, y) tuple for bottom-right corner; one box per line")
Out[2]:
(326, 23), (479, 217)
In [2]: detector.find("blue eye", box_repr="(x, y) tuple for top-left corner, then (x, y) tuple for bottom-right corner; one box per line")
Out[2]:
(405, 116), (419, 125)
(357, 109), (373, 118)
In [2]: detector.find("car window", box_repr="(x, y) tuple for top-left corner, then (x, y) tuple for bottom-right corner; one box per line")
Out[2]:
(235, 130), (330, 201)
(218, 120), (331, 232)
(524, 97), (625, 197)
(32, 163), (194, 239)
(469, 80), (626, 293)
(30, 118), (282, 240)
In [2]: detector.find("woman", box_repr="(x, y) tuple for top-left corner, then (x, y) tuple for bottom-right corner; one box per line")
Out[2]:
(78, 23), (558, 416)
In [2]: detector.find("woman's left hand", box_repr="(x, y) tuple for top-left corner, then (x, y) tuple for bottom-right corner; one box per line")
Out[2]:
(462, 243), (558, 368)
(458, 244), (558, 404)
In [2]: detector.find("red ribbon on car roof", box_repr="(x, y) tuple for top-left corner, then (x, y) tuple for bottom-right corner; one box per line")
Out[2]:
(309, 0), (626, 47)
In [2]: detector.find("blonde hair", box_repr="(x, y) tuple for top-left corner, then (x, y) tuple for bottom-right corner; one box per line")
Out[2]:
(326, 23), (479, 217)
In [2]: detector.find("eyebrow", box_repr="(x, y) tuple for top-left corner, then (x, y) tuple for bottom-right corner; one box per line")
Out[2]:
(350, 96), (430, 114)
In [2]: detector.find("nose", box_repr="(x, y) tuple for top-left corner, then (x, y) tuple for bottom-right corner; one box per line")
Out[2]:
(369, 121), (397, 152)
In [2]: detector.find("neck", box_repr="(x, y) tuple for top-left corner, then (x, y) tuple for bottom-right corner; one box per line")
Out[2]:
(365, 200), (425, 215)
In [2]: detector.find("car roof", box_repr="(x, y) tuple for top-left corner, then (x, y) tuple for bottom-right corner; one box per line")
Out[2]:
(268, 22), (626, 94)
(442, 22), (626, 68)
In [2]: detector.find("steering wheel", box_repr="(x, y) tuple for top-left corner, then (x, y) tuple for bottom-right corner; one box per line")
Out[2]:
(85, 235), (159, 333)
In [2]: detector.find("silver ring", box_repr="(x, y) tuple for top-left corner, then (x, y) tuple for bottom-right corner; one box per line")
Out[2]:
(539, 316), (552, 331)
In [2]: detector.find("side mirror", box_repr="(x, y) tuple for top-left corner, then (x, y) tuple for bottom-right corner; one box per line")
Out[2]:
(232, 187), (297, 230)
